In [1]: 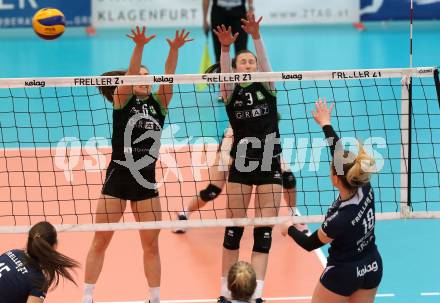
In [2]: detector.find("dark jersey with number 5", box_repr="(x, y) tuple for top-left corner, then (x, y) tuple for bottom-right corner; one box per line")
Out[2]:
(226, 82), (281, 159)
(0, 250), (46, 303)
(321, 125), (377, 263)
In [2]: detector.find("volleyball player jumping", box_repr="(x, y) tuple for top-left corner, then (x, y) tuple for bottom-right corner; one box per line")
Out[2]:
(209, 13), (282, 303)
(81, 27), (192, 303)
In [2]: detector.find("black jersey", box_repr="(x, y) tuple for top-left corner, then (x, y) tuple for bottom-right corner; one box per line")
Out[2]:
(321, 125), (377, 263)
(226, 82), (281, 159)
(111, 94), (166, 163)
(0, 250), (46, 303)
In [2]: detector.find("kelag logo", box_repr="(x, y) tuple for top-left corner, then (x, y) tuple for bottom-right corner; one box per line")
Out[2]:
(24, 79), (45, 87)
(153, 76), (174, 84)
(281, 73), (303, 81)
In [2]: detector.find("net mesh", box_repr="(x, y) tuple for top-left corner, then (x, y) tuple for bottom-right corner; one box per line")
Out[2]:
(0, 67), (439, 233)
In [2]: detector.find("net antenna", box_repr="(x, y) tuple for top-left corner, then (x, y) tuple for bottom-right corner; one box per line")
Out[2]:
(400, 0), (415, 218)
(410, 0), (414, 69)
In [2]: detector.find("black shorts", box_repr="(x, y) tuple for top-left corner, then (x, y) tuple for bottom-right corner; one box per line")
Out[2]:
(101, 160), (159, 201)
(228, 156), (283, 186)
(320, 250), (383, 297)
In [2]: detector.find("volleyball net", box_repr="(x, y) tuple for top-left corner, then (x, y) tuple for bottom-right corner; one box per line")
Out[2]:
(0, 67), (439, 233)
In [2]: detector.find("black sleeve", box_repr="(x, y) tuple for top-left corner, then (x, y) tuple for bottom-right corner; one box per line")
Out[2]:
(28, 272), (47, 300)
(321, 210), (348, 239)
(287, 226), (325, 252)
(322, 124), (340, 158)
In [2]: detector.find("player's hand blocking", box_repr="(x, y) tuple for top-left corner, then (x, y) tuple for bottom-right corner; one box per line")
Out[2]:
(166, 29), (193, 50)
(213, 25), (239, 48)
(312, 98), (334, 127)
(126, 26), (156, 46)
(241, 12), (262, 39)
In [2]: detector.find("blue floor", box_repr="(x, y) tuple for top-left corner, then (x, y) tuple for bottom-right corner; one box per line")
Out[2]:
(1, 22), (440, 302)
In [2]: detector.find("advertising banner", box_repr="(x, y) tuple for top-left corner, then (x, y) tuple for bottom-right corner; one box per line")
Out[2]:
(361, 0), (440, 20)
(92, 0), (201, 28)
(0, 0), (91, 28)
(92, 0), (360, 28)
(254, 0), (360, 25)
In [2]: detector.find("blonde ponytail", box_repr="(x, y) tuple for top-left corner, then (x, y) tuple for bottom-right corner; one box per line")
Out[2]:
(228, 261), (256, 302)
(332, 144), (375, 190)
(346, 145), (375, 187)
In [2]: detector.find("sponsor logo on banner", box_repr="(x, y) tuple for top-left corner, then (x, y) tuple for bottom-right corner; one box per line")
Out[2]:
(0, 0), (91, 28)
(281, 73), (303, 81)
(331, 70), (383, 79)
(418, 68), (433, 74)
(73, 77), (123, 86)
(92, 0), (201, 28)
(24, 80), (46, 87)
(361, 0), (440, 21)
(201, 73), (252, 83)
(92, 0), (359, 28)
(254, 0), (360, 25)
(153, 76), (174, 84)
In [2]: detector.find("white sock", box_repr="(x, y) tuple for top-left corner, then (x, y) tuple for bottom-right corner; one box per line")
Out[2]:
(220, 276), (230, 298)
(288, 207), (297, 216)
(252, 280), (264, 300)
(82, 284), (95, 303)
(149, 287), (160, 303)
(84, 283), (95, 296)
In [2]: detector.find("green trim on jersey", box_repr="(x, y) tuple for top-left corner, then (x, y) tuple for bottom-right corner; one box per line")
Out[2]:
(239, 82), (277, 97)
(151, 93), (168, 116)
(239, 82), (253, 88)
(223, 82), (277, 105)
(262, 82), (277, 97)
(113, 94), (167, 116)
(113, 95), (134, 110)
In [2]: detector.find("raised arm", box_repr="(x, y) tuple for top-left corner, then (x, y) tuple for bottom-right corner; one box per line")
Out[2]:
(113, 26), (156, 109)
(213, 25), (239, 101)
(156, 29), (193, 108)
(280, 99), (341, 250)
(312, 99), (339, 157)
(241, 13), (275, 91)
(202, 0), (210, 36)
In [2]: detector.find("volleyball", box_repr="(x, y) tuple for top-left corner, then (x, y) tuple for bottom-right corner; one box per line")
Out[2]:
(32, 8), (66, 40)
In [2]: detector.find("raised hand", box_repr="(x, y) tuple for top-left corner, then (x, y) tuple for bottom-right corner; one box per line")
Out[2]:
(241, 12), (262, 39)
(213, 25), (239, 48)
(166, 29), (193, 50)
(312, 98), (334, 127)
(126, 26), (156, 46)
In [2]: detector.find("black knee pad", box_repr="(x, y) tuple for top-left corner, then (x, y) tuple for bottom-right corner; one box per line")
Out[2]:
(200, 184), (222, 202)
(253, 226), (273, 254)
(282, 170), (296, 189)
(223, 226), (244, 250)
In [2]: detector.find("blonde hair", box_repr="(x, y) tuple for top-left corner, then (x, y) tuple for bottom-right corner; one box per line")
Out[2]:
(228, 261), (257, 302)
(332, 144), (375, 190)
